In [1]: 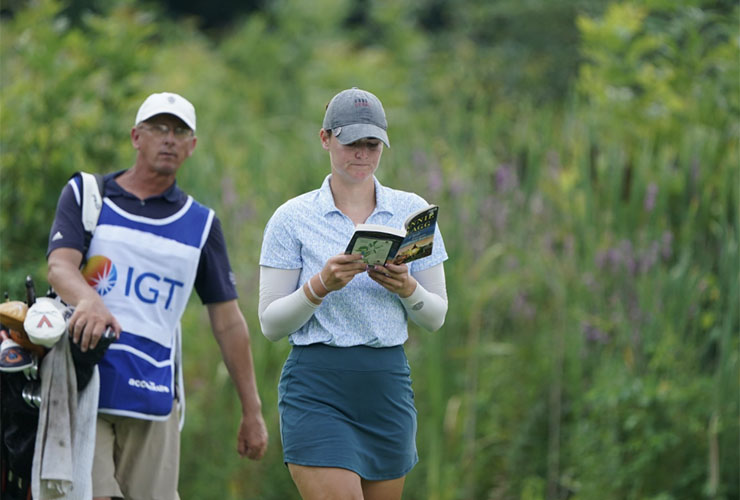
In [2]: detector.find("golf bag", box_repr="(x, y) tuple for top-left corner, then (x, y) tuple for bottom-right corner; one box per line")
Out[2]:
(1, 171), (109, 499)
(0, 279), (116, 500)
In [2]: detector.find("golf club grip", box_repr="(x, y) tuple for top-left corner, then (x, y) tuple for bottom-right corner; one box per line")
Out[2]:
(100, 326), (116, 347)
(25, 275), (36, 306)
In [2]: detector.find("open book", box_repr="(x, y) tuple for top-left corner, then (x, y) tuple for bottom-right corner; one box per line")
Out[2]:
(345, 205), (439, 266)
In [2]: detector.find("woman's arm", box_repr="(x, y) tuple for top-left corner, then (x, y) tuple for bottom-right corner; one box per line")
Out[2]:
(258, 266), (318, 342)
(368, 261), (448, 332)
(258, 253), (368, 341)
(259, 260), (448, 340)
(399, 264), (448, 332)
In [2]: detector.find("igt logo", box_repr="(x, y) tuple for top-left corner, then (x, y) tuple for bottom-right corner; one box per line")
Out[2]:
(82, 256), (117, 296)
(123, 267), (184, 310)
(83, 256), (184, 309)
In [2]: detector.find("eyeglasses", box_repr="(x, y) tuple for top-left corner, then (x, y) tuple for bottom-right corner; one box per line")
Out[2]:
(139, 123), (193, 139)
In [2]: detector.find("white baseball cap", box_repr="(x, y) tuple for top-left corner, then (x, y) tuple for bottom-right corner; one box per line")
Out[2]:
(135, 92), (196, 131)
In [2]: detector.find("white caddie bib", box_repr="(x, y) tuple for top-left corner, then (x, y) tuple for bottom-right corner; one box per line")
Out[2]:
(81, 196), (213, 419)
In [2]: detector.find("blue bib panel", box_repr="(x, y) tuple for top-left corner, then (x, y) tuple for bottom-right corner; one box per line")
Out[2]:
(82, 196), (213, 420)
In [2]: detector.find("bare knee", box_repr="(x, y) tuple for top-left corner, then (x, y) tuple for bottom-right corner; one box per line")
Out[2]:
(362, 476), (406, 500)
(288, 464), (364, 500)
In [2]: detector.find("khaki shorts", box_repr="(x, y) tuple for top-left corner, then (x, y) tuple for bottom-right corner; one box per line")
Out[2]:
(92, 410), (181, 500)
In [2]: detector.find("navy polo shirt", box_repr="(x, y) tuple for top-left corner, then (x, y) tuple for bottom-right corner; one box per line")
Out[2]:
(47, 170), (238, 304)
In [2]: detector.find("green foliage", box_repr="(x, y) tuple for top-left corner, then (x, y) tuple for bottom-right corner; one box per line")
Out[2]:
(577, 0), (739, 144)
(0, 0), (163, 295)
(1, 0), (737, 499)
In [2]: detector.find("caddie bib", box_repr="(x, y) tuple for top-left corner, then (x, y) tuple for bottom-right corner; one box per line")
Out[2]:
(82, 196), (213, 420)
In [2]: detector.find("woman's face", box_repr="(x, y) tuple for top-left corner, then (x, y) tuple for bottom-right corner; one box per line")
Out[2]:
(321, 129), (384, 184)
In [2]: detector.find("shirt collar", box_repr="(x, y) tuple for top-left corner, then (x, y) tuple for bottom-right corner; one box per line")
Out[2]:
(317, 175), (338, 216)
(107, 169), (185, 203)
(318, 174), (395, 218)
(373, 176), (394, 215)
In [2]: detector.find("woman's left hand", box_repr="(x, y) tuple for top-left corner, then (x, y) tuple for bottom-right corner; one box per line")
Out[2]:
(367, 262), (417, 298)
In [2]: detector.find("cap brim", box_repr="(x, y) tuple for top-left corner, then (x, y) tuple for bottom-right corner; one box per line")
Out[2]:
(334, 123), (390, 148)
(136, 109), (196, 132)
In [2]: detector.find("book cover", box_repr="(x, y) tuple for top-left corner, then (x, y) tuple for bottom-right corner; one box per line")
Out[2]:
(392, 205), (438, 264)
(345, 205), (439, 266)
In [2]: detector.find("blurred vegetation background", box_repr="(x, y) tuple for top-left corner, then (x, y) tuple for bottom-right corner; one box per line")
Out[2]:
(1, 0), (738, 498)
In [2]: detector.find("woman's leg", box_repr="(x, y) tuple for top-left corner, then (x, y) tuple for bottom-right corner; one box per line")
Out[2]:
(362, 476), (406, 500)
(288, 464), (364, 500)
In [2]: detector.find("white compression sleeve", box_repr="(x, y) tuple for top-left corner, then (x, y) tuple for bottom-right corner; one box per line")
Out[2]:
(400, 263), (448, 332)
(258, 266), (318, 342)
(258, 263), (449, 340)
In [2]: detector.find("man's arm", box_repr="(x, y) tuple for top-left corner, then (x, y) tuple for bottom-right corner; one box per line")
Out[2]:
(207, 299), (268, 460)
(47, 247), (122, 351)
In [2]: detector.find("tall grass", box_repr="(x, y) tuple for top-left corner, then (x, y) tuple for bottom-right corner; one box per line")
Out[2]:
(1, 0), (737, 498)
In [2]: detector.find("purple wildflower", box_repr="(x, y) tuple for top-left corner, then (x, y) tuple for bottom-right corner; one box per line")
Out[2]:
(619, 239), (637, 275)
(494, 205), (509, 231)
(480, 195), (496, 216)
(505, 256), (520, 270)
(427, 168), (443, 196)
(494, 164), (518, 193)
(412, 150), (427, 169)
(582, 272), (598, 292)
(449, 177), (465, 197)
(639, 241), (660, 273)
(239, 202), (255, 221)
(221, 176), (237, 208)
(415, 150), (443, 196)
(582, 322), (609, 344)
(512, 293), (535, 320)
(596, 244), (626, 273)
(606, 246), (623, 273)
(661, 231), (673, 261)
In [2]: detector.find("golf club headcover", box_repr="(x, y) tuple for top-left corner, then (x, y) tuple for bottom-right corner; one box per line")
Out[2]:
(7, 331), (45, 358)
(0, 301), (46, 357)
(0, 300), (28, 332)
(23, 297), (68, 348)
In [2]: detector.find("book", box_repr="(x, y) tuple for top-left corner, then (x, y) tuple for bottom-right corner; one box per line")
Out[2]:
(345, 205), (439, 266)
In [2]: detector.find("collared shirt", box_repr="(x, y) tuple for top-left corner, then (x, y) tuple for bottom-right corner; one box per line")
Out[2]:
(47, 170), (237, 304)
(259, 174), (448, 347)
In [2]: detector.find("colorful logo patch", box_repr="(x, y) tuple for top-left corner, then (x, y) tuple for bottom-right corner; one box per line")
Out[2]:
(82, 255), (117, 296)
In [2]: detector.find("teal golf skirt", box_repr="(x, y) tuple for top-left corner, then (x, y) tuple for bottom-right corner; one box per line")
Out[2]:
(278, 343), (418, 480)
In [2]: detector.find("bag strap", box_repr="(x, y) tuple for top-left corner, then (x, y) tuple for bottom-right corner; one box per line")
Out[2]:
(78, 172), (104, 255)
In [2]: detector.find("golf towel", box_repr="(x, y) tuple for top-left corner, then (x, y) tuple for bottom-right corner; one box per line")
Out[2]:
(31, 334), (98, 499)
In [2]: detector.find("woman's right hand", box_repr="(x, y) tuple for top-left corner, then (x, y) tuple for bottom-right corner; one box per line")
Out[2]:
(318, 253), (367, 293)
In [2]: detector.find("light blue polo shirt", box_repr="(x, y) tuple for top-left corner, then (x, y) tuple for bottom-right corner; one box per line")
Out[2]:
(259, 174), (448, 347)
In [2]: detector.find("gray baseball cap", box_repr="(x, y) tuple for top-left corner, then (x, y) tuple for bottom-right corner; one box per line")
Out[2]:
(322, 88), (389, 147)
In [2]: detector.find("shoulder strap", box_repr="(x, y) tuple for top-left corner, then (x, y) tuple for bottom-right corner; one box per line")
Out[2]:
(78, 172), (104, 255)
(79, 172), (103, 232)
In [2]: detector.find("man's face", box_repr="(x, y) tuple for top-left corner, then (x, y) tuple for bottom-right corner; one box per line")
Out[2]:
(131, 113), (196, 176)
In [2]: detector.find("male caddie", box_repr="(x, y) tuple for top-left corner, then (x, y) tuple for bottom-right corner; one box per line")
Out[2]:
(46, 92), (268, 500)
